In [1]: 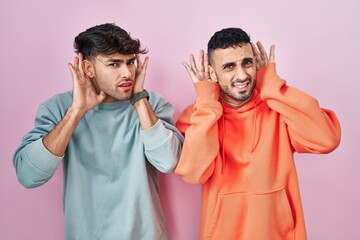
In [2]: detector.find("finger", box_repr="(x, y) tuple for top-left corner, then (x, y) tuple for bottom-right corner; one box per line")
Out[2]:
(198, 50), (204, 72)
(182, 62), (195, 75)
(182, 62), (198, 83)
(251, 42), (260, 59)
(136, 54), (143, 69)
(69, 56), (80, 82)
(67, 63), (76, 82)
(204, 53), (209, 73)
(269, 45), (275, 63)
(78, 53), (86, 77)
(189, 54), (197, 71)
(141, 56), (149, 72)
(97, 91), (107, 103)
(256, 41), (269, 62)
(73, 55), (79, 73)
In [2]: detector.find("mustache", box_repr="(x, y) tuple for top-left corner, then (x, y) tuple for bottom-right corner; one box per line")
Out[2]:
(231, 77), (252, 84)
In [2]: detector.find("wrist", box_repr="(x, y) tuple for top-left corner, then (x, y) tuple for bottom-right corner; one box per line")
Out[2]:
(67, 105), (87, 121)
(130, 89), (149, 105)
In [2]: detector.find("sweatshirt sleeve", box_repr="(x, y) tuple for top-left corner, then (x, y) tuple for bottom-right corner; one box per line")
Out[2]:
(140, 93), (184, 173)
(174, 81), (223, 184)
(13, 103), (63, 188)
(257, 63), (341, 153)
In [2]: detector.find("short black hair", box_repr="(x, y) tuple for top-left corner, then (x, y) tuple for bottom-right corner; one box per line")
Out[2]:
(207, 27), (251, 63)
(74, 23), (147, 59)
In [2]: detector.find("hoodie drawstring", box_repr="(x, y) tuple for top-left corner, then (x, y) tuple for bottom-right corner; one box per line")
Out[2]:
(221, 114), (226, 174)
(251, 101), (258, 152)
(220, 99), (259, 174)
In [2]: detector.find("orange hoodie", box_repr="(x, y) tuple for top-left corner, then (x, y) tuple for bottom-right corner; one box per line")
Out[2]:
(175, 63), (341, 240)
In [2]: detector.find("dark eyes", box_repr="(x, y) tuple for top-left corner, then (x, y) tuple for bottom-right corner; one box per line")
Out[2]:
(107, 60), (135, 68)
(108, 63), (119, 67)
(223, 64), (234, 70)
(244, 59), (253, 66)
(223, 60), (253, 70)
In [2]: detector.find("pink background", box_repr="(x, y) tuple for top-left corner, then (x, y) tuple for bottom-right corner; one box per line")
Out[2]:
(1, 0), (359, 239)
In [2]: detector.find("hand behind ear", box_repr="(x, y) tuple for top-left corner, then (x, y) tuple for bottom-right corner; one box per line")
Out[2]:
(68, 53), (106, 112)
(252, 42), (276, 70)
(182, 50), (211, 83)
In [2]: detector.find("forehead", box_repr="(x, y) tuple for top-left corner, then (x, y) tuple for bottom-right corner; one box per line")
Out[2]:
(211, 43), (254, 66)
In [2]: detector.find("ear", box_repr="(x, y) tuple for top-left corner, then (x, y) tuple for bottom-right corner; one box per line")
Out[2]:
(208, 65), (218, 83)
(83, 59), (95, 78)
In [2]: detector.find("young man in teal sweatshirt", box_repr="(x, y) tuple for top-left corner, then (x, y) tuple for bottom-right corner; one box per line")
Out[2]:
(13, 23), (183, 240)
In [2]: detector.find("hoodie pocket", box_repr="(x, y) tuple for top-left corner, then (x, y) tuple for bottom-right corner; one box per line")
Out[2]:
(205, 188), (295, 240)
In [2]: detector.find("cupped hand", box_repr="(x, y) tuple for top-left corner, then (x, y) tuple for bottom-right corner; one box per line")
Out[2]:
(251, 41), (275, 71)
(183, 50), (211, 83)
(133, 54), (149, 94)
(68, 53), (107, 114)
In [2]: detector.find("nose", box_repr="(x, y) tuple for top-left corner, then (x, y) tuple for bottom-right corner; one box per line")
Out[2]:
(235, 67), (248, 81)
(120, 65), (131, 79)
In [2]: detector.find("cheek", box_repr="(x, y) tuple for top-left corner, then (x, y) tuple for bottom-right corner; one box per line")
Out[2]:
(129, 66), (136, 77)
(131, 69), (136, 78)
(247, 67), (257, 79)
(216, 72), (233, 85)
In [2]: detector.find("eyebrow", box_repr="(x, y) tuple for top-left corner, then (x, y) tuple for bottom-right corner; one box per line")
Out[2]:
(221, 57), (254, 68)
(243, 57), (254, 63)
(103, 57), (136, 63)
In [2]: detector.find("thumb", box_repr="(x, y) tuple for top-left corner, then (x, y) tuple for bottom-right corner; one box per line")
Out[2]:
(97, 91), (107, 103)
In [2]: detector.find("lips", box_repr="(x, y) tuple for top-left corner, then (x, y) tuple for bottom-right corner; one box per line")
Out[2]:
(119, 82), (132, 87)
(118, 81), (133, 91)
(232, 80), (249, 90)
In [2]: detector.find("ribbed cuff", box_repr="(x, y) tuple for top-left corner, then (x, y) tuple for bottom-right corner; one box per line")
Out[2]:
(24, 138), (63, 174)
(141, 120), (171, 150)
(194, 81), (220, 103)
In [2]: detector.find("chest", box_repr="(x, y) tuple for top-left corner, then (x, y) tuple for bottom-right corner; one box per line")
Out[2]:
(219, 107), (289, 159)
(67, 109), (144, 172)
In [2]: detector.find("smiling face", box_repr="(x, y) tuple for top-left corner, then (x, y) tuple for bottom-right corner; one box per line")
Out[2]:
(85, 53), (137, 103)
(209, 43), (256, 107)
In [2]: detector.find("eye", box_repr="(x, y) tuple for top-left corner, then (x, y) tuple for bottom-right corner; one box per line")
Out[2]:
(223, 63), (234, 70)
(243, 59), (253, 67)
(128, 60), (135, 65)
(108, 63), (119, 67)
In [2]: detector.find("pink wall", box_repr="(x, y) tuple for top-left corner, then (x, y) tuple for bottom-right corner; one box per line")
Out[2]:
(1, 0), (359, 239)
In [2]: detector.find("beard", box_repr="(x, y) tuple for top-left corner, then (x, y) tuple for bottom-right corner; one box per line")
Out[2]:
(219, 80), (255, 103)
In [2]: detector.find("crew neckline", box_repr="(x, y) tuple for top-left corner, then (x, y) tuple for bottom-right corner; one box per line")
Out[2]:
(94, 100), (130, 111)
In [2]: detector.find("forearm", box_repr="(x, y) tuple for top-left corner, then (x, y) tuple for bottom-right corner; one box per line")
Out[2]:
(133, 98), (158, 130)
(141, 120), (183, 173)
(175, 82), (222, 184)
(42, 106), (85, 156)
(259, 63), (341, 153)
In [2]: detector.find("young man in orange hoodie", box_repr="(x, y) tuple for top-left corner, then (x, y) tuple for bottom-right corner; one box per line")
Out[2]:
(174, 27), (341, 240)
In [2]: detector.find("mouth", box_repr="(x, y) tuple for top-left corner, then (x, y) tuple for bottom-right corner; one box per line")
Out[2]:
(232, 80), (250, 91)
(118, 81), (133, 91)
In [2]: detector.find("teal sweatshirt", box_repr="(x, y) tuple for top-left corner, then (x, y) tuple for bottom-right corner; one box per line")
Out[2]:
(13, 91), (184, 240)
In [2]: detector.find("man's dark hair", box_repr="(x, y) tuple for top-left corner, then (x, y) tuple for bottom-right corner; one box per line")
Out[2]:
(207, 27), (251, 63)
(74, 23), (147, 59)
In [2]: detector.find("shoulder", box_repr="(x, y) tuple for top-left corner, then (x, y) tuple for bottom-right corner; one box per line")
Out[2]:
(38, 91), (72, 118)
(41, 91), (72, 108)
(147, 90), (172, 107)
(147, 90), (175, 119)
(148, 90), (165, 101)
